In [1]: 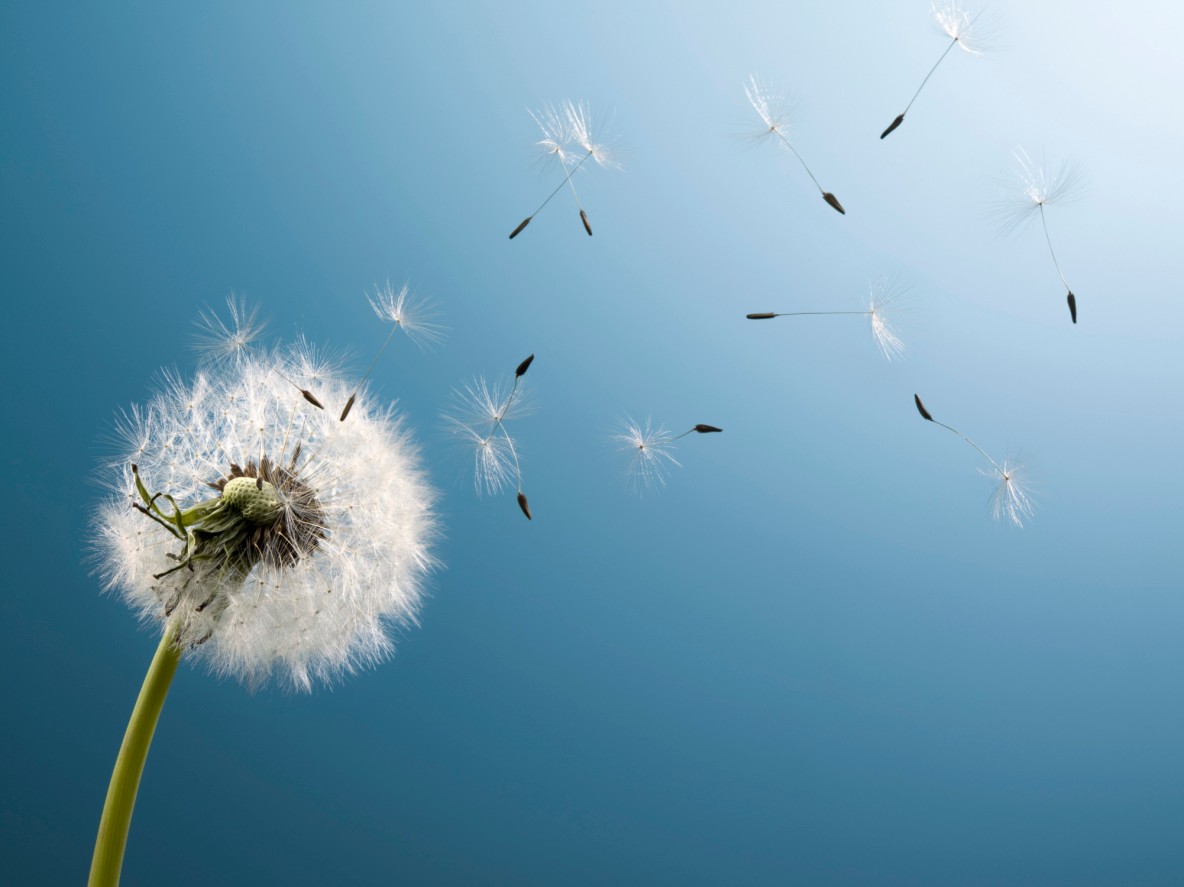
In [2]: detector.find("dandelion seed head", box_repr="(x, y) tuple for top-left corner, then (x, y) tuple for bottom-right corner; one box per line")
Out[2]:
(563, 100), (618, 169)
(614, 415), (681, 494)
(867, 275), (907, 362)
(367, 280), (446, 349)
(991, 148), (1085, 234)
(94, 334), (438, 691)
(442, 375), (532, 495)
(744, 75), (794, 143)
(530, 102), (575, 170)
(931, 2), (996, 55)
(981, 458), (1035, 528)
(193, 294), (265, 365)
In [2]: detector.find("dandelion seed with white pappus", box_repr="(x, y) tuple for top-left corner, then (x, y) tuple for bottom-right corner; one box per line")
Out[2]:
(615, 416), (722, 495)
(745, 75), (845, 215)
(193, 294), (265, 364)
(747, 275), (907, 361)
(913, 393), (1035, 527)
(509, 100), (618, 239)
(89, 304), (438, 885)
(880, 2), (997, 139)
(341, 281), (445, 420)
(443, 354), (536, 519)
(991, 148), (1084, 324)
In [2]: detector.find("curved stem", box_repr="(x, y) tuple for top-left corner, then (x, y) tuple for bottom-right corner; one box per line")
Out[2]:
(89, 624), (182, 887)
(932, 419), (1003, 475)
(772, 130), (823, 194)
(768, 311), (869, 317)
(904, 38), (957, 115)
(1038, 204), (1072, 293)
(528, 150), (593, 220)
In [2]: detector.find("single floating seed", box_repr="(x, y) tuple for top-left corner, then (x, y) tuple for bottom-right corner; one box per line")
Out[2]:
(517, 492), (533, 521)
(881, 114), (905, 139)
(515, 354), (535, 377)
(339, 393), (357, 422)
(580, 209), (593, 236)
(509, 217), (531, 240)
(746, 313), (777, 320)
(822, 192), (846, 215)
(693, 424), (723, 434)
(914, 393), (934, 422)
(301, 389), (324, 409)
(1067, 292), (1077, 324)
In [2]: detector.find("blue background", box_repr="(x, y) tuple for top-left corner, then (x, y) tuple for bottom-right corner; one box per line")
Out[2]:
(2, 1), (1181, 884)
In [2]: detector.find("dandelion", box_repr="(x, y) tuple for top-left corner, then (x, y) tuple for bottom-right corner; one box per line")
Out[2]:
(89, 305), (438, 885)
(340, 281), (445, 421)
(193, 293), (264, 363)
(509, 100), (618, 239)
(991, 148), (1084, 323)
(444, 354), (536, 518)
(913, 393), (1034, 527)
(745, 75), (845, 214)
(880, 2), (996, 139)
(614, 416), (721, 494)
(746, 275), (906, 361)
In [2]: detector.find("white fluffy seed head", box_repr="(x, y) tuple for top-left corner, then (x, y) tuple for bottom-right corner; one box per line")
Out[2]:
(193, 294), (266, 365)
(367, 280), (446, 349)
(529, 99), (619, 171)
(441, 375), (533, 495)
(744, 74), (794, 144)
(931, 2), (997, 56)
(983, 459), (1036, 528)
(991, 147), (1085, 235)
(614, 415), (682, 495)
(867, 275), (907, 362)
(94, 342), (438, 691)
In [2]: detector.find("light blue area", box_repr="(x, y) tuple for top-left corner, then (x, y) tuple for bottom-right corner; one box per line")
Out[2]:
(2, 1), (1182, 883)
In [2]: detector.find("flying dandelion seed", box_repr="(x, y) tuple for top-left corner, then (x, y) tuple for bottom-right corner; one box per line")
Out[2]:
(880, 2), (996, 139)
(89, 303), (439, 884)
(443, 354), (536, 518)
(991, 148), (1084, 324)
(193, 293), (264, 363)
(746, 275), (907, 361)
(340, 281), (446, 420)
(509, 100), (618, 239)
(744, 75), (845, 214)
(195, 299), (329, 410)
(913, 393), (1034, 527)
(614, 416), (722, 494)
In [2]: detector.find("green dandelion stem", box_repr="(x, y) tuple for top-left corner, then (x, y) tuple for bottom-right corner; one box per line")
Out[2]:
(89, 623), (183, 887)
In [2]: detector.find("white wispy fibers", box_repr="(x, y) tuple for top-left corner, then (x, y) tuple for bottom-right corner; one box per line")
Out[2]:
(614, 417), (722, 495)
(982, 458), (1035, 528)
(510, 99), (619, 238)
(931, 1), (996, 55)
(94, 336), (439, 691)
(367, 280), (446, 349)
(615, 416), (680, 493)
(992, 148), (1084, 322)
(744, 75), (845, 214)
(913, 394), (1035, 527)
(746, 275), (907, 362)
(193, 294), (265, 363)
(442, 355), (536, 518)
(337, 280), (447, 421)
(867, 277), (906, 361)
(880, 2), (998, 139)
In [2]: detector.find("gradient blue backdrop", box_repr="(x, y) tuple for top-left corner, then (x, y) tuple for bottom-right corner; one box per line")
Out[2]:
(3, 1), (1182, 884)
